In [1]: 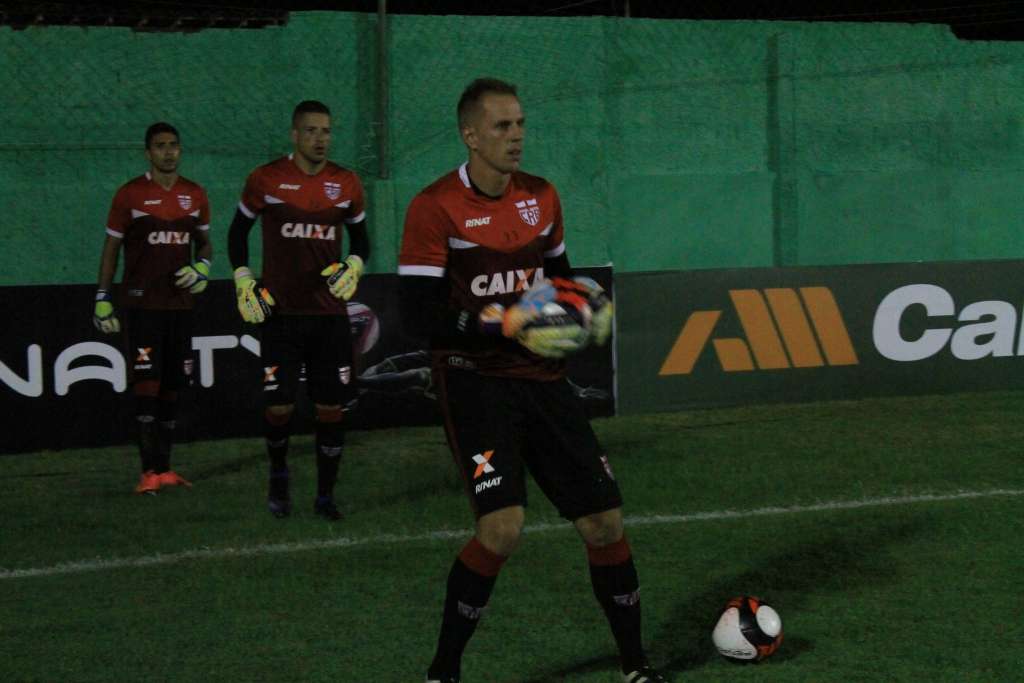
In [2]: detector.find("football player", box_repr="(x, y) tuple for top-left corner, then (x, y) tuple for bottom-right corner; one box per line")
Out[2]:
(398, 78), (664, 683)
(227, 100), (370, 521)
(93, 122), (211, 494)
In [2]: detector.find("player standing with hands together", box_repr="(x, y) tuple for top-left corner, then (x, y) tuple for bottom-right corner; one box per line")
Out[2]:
(94, 122), (211, 495)
(227, 100), (370, 521)
(399, 78), (665, 683)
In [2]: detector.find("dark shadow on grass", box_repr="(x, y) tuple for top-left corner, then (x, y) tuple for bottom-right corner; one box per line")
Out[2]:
(183, 453), (264, 483)
(598, 417), (798, 452)
(518, 654), (620, 683)
(352, 469), (465, 511)
(0, 468), (123, 479)
(521, 518), (922, 681)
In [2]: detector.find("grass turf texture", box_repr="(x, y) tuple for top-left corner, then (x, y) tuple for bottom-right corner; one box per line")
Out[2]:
(1, 391), (1022, 682)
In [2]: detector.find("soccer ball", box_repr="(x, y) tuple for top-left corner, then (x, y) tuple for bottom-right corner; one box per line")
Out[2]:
(501, 280), (592, 345)
(711, 596), (783, 662)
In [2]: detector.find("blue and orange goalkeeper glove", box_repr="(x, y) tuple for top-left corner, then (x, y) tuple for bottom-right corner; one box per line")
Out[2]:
(173, 258), (211, 294)
(233, 267), (275, 323)
(92, 289), (120, 334)
(482, 279), (591, 358)
(569, 276), (613, 346)
(321, 255), (364, 301)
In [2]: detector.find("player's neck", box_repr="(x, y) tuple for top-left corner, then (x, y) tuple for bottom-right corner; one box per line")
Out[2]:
(150, 169), (178, 191)
(292, 153), (327, 176)
(466, 160), (510, 198)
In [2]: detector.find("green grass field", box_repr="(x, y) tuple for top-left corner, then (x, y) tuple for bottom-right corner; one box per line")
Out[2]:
(2, 391), (1023, 682)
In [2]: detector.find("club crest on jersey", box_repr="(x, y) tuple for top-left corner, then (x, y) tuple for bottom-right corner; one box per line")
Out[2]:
(515, 198), (540, 226)
(177, 194), (192, 211)
(324, 181), (341, 201)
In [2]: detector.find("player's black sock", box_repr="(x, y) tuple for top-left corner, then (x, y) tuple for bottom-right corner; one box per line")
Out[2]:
(314, 407), (344, 499)
(264, 409), (292, 474)
(587, 536), (646, 674)
(427, 537), (506, 679)
(155, 397), (177, 474)
(135, 395), (160, 473)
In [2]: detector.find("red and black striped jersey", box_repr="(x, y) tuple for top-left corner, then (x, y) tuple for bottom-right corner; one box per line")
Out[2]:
(106, 172), (210, 310)
(239, 155), (366, 315)
(399, 163), (567, 379)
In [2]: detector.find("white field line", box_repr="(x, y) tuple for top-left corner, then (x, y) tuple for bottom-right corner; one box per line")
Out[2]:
(2, 488), (1021, 581)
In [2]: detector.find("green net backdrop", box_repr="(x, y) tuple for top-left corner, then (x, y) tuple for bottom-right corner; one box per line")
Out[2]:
(1, 12), (1022, 285)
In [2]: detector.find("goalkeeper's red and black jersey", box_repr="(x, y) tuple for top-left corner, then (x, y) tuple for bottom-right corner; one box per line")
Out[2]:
(106, 172), (211, 310)
(398, 163), (568, 380)
(238, 155), (366, 315)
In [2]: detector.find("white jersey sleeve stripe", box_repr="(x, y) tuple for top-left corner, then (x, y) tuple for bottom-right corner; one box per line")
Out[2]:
(106, 227), (124, 239)
(264, 194), (284, 205)
(544, 240), (566, 258)
(398, 265), (445, 277)
(197, 224), (211, 232)
(448, 236), (478, 250)
(344, 211), (366, 224)
(539, 222), (554, 236)
(238, 201), (256, 219)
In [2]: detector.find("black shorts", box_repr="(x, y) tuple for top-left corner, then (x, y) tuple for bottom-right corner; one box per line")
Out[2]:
(125, 308), (194, 391)
(260, 313), (356, 408)
(435, 367), (623, 521)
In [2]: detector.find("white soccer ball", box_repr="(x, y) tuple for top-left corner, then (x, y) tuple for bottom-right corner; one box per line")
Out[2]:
(711, 596), (783, 662)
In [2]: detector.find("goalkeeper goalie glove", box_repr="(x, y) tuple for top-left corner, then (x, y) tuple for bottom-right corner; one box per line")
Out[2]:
(568, 276), (613, 346)
(233, 267), (275, 323)
(495, 279), (591, 359)
(93, 290), (120, 334)
(173, 258), (211, 294)
(321, 255), (364, 301)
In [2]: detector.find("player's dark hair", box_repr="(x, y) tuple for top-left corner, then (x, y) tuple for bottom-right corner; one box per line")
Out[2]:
(292, 100), (331, 127)
(145, 122), (179, 149)
(457, 78), (518, 129)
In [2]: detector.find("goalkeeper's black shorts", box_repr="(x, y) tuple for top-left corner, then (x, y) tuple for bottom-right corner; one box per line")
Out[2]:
(125, 308), (194, 390)
(259, 313), (356, 408)
(435, 367), (623, 521)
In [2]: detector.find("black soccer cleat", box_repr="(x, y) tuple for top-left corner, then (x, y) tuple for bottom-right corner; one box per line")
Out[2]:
(267, 469), (291, 518)
(267, 496), (292, 518)
(313, 496), (343, 521)
(623, 667), (670, 682)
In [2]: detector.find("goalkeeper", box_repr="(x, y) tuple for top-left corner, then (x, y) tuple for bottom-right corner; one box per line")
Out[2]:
(92, 122), (211, 495)
(227, 100), (370, 522)
(398, 78), (665, 683)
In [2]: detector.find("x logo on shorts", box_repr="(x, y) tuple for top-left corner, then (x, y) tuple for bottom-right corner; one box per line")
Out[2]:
(472, 450), (495, 479)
